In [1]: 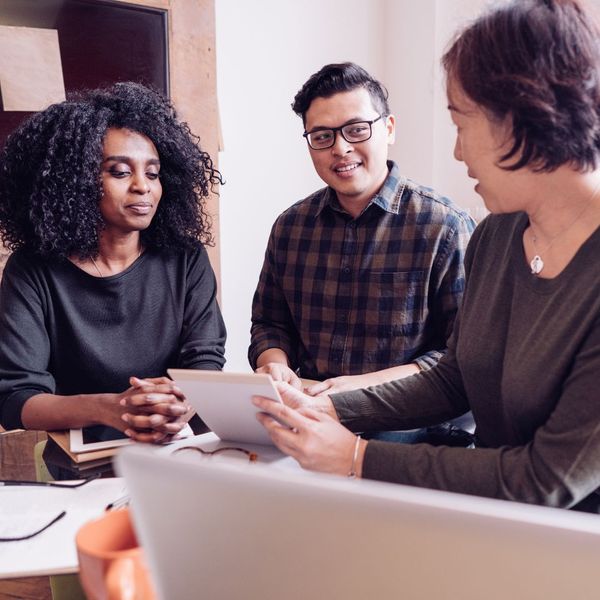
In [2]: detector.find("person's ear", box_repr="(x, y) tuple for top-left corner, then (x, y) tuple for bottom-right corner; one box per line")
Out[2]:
(385, 114), (396, 145)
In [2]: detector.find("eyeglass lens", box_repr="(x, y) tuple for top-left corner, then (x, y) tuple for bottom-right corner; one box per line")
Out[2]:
(307, 121), (374, 150)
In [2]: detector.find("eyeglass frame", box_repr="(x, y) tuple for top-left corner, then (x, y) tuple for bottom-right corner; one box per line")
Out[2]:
(0, 474), (101, 542)
(172, 445), (258, 462)
(302, 114), (385, 150)
(0, 510), (67, 542)
(0, 473), (100, 489)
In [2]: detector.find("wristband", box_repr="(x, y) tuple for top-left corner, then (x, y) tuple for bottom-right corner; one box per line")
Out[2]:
(348, 435), (361, 478)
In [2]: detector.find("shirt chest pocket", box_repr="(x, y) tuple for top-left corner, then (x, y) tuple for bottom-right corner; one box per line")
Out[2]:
(362, 270), (427, 335)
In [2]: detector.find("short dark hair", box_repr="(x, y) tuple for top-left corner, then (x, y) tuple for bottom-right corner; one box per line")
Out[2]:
(443, 0), (600, 172)
(0, 82), (222, 259)
(292, 62), (390, 124)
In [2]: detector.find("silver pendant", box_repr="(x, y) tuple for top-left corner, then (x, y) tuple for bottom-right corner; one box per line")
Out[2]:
(530, 254), (544, 275)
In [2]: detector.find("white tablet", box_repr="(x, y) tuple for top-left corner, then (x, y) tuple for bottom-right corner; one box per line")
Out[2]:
(70, 423), (194, 453)
(167, 370), (283, 446)
(70, 425), (132, 453)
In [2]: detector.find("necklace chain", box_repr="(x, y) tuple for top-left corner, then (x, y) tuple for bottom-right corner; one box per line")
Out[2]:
(89, 246), (142, 278)
(89, 255), (104, 278)
(529, 191), (599, 275)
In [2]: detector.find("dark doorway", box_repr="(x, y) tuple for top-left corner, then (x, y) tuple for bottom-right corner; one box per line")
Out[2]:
(0, 0), (168, 147)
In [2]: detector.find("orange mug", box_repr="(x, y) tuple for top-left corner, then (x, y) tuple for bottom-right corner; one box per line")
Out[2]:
(76, 507), (156, 600)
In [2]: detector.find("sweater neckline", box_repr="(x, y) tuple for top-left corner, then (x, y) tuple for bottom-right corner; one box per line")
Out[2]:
(513, 212), (600, 292)
(66, 251), (146, 282)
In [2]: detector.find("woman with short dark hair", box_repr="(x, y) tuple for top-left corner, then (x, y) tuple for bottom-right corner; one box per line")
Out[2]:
(0, 82), (226, 442)
(254, 0), (600, 512)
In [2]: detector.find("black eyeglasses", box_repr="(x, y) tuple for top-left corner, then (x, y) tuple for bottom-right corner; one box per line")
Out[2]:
(0, 511), (66, 542)
(303, 115), (384, 150)
(0, 473), (100, 489)
(172, 445), (258, 462)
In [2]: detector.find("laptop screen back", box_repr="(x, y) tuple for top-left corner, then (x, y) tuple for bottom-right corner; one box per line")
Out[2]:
(117, 446), (600, 600)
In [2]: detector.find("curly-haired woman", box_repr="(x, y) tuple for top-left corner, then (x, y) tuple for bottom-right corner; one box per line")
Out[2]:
(0, 82), (226, 443)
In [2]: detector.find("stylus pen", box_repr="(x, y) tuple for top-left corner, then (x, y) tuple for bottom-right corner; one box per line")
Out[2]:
(105, 495), (130, 510)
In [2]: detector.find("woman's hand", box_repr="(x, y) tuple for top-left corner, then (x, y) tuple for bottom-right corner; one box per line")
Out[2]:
(118, 376), (190, 443)
(253, 395), (363, 476)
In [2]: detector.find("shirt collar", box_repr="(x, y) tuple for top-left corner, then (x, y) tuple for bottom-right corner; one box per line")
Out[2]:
(315, 160), (406, 217)
(372, 160), (406, 214)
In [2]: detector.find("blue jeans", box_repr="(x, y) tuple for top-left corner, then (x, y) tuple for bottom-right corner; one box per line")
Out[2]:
(363, 422), (474, 447)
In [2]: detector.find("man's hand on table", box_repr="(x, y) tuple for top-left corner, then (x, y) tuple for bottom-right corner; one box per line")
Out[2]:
(256, 362), (303, 390)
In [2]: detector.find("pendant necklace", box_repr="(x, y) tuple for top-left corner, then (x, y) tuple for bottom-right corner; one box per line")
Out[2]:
(89, 245), (143, 278)
(529, 201), (594, 275)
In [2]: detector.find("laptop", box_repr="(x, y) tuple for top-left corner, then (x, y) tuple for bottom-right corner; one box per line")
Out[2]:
(117, 445), (600, 600)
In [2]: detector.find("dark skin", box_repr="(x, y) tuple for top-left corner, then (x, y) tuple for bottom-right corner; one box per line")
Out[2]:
(21, 128), (189, 442)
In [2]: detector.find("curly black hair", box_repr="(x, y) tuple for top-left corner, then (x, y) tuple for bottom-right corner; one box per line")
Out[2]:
(0, 82), (222, 258)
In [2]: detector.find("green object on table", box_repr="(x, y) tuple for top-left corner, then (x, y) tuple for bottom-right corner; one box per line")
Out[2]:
(34, 439), (54, 483)
(49, 574), (87, 600)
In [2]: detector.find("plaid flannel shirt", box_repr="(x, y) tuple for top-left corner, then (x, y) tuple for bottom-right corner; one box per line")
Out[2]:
(249, 161), (474, 380)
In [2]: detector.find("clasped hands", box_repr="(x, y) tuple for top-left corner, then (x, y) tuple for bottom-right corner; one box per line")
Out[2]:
(118, 376), (191, 443)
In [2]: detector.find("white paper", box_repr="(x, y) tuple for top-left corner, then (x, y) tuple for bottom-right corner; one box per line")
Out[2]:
(0, 478), (127, 577)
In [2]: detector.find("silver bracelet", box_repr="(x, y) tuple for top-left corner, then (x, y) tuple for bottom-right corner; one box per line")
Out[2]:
(348, 435), (361, 478)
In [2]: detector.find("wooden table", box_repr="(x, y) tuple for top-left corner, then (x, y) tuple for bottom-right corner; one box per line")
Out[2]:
(0, 430), (52, 599)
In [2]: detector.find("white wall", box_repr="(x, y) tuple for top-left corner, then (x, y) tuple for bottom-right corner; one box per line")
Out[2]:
(215, 0), (489, 372)
(383, 0), (436, 186)
(432, 0), (488, 217)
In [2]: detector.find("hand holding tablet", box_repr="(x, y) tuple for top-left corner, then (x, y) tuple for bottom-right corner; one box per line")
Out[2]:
(167, 370), (283, 446)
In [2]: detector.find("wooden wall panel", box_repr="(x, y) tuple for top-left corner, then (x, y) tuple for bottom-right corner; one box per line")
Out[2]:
(0, 1), (169, 146)
(0, 0), (221, 282)
(168, 0), (221, 280)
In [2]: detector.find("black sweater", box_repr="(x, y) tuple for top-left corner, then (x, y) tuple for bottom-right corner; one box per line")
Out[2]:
(0, 245), (226, 429)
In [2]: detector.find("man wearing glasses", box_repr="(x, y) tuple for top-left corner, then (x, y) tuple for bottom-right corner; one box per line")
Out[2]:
(249, 63), (474, 443)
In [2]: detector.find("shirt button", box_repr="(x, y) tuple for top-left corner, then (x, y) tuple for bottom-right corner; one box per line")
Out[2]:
(343, 267), (351, 274)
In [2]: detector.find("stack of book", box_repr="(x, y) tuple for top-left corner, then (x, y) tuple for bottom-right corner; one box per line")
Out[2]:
(44, 422), (195, 479)
(44, 431), (118, 479)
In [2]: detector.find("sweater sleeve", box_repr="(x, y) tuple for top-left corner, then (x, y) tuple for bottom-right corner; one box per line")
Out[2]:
(355, 315), (600, 509)
(0, 253), (55, 429)
(331, 308), (470, 433)
(177, 246), (226, 371)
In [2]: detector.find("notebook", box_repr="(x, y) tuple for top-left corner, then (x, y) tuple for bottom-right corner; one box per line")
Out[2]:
(117, 444), (600, 600)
